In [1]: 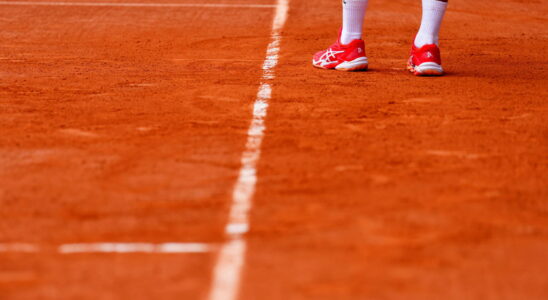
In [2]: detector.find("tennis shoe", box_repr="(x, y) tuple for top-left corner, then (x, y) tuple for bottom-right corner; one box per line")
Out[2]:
(312, 35), (368, 71)
(407, 43), (444, 76)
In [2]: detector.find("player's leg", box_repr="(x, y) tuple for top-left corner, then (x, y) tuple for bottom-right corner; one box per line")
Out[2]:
(341, 0), (368, 45)
(415, 0), (447, 47)
(312, 0), (369, 71)
(408, 0), (448, 76)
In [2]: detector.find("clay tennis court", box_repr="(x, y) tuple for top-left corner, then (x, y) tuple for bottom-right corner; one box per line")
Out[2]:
(1, 0), (547, 299)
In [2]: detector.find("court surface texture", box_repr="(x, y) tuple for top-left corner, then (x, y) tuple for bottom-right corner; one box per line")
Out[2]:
(0, 0), (547, 299)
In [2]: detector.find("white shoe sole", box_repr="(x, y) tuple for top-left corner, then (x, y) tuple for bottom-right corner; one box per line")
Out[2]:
(335, 57), (369, 72)
(313, 57), (368, 71)
(410, 62), (444, 76)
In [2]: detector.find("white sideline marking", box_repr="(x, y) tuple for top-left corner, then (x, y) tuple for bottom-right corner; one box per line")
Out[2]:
(0, 243), (212, 253)
(59, 242), (212, 253)
(0, 1), (276, 8)
(0, 243), (39, 253)
(173, 59), (264, 62)
(207, 1), (288, 300)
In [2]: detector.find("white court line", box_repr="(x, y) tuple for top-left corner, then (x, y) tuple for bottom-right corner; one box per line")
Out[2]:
(59, 242), (212, 253)
(0, 243), (213, 253)
(173, 59), (264, 62)
(0, 243), (39, 253)
(0, 1), (276, 8)
(207, 0), (288, 300)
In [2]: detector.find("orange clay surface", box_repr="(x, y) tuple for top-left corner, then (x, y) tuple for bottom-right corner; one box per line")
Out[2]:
(1, 0), (547, 299)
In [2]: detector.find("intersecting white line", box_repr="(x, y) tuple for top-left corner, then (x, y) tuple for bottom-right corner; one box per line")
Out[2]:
(0, 1), (276, 8)
(0, 243), (39, 253)
(207, 1), (289, 300)
(0, 243), (213, 253)
(59, 242), (213, 253)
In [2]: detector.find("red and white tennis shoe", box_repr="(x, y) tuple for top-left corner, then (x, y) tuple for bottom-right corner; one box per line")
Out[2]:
(312, 36), (368, 71)
(407, 43), (444, 76)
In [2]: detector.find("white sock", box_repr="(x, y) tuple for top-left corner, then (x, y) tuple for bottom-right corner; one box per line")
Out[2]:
(340, 0), (368, 45)
(414, 0), (447, 47)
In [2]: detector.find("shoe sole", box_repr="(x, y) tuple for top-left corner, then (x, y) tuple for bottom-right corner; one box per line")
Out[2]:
(335, 57), (369, 71)
(408, 61), (444, 76)
(313, 57), (368, 72)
